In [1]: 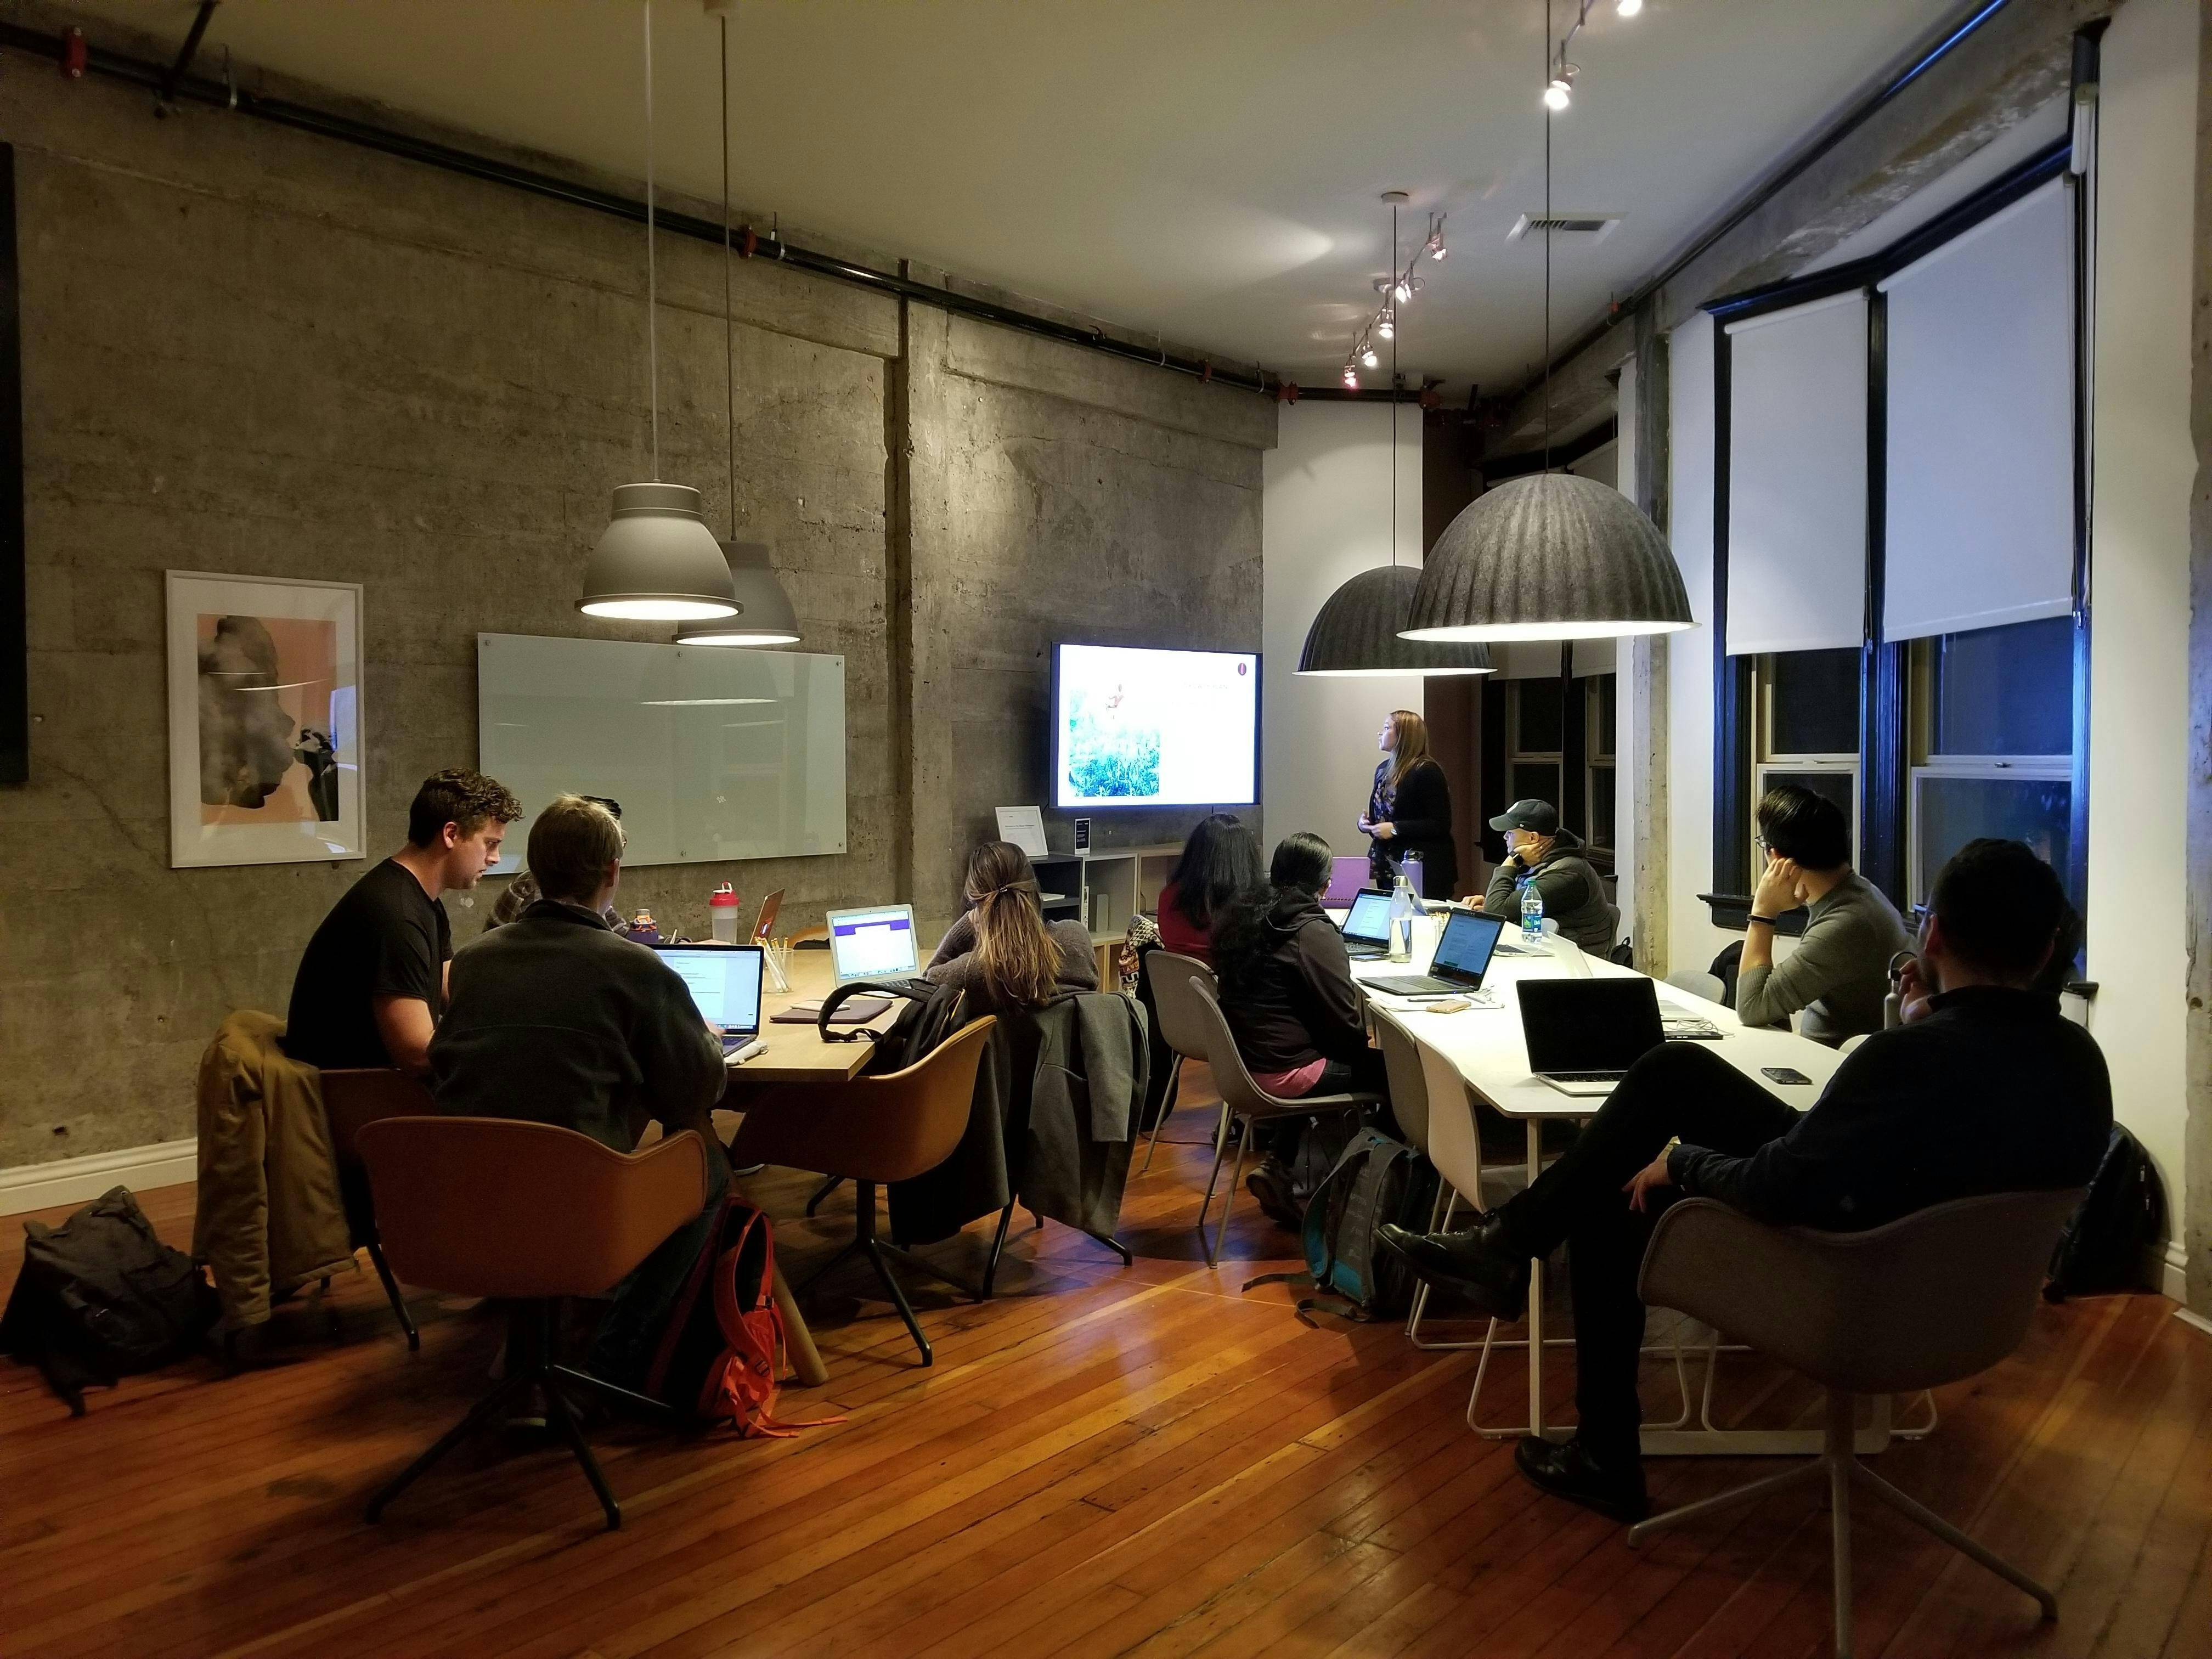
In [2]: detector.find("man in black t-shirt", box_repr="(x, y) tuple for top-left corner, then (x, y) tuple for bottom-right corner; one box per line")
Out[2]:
(285, 770), (522, 1074)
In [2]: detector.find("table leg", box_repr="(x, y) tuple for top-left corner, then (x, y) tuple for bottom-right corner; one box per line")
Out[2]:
(1526, 1117), (1544, 1440)
(773, 1262), (829, 1387)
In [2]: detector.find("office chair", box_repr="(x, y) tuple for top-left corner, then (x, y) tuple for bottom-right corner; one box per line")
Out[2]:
(1141, 951), (1219, 1175)
(317, 1068), (435, 1350)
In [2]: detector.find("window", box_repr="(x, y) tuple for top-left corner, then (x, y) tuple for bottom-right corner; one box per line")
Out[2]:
(1506, 680), (1563, 813)
(1909, 615), (2075, 902)
(1752, 647), (1862, 873)
(1585, 673), (1616, 860)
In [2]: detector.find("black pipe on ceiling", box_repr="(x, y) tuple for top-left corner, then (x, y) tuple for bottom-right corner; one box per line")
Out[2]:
(0, 20), (1285, 400)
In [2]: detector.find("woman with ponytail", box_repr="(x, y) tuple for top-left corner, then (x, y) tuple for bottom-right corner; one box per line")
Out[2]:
(924, 840), (1098, 1015)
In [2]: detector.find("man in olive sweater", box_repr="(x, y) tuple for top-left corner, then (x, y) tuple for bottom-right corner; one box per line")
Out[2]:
(1480, 799), (1616, 953)
(1381, 839), (2109, 1525)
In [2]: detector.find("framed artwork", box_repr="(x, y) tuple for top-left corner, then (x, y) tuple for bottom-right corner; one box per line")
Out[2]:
(166, 571), (365, 868)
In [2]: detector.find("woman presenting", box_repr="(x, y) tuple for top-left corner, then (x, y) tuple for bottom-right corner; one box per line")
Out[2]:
(1358, 709), (1456, 899)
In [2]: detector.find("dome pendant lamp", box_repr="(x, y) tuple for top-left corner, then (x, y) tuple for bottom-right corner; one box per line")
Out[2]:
(680, 4), (803, 648)
(578, 0), (740, 623)
(1298, 193), (1494, 679)
(1401, 3), (1690, 645)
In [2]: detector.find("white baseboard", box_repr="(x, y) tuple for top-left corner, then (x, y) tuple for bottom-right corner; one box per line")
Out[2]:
(2178, 1308), (2212, 1340)
(2145, 1238), (2190, 1304)
(0, 1139), (199, 1218)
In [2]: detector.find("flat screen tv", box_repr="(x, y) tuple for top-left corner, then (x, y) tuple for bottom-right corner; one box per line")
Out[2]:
(1051, 643), (1260, 810)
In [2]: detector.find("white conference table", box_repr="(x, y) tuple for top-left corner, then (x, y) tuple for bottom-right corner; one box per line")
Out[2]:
(1344, 912), (1906, 1457)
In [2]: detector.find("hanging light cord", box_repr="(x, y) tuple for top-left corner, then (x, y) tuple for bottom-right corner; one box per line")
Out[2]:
(1390, 200), (1398, 569)
(721, 12), (736, 538)
(1542, 0), (1554, 474)
(644, 0), (660, 481)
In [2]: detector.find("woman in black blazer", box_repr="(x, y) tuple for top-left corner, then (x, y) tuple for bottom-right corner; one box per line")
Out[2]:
(1358, 708), (1457, 899)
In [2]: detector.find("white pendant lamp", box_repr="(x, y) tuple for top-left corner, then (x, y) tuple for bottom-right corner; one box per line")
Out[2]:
(578, 0), (740, 623)
(1299, 194), (1494, 679)
(1402, 2), (1689, 644)
(680, 4), (803, 648)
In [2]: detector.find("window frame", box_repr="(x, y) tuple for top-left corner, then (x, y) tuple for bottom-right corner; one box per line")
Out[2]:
(1583, 670), (1617, 865)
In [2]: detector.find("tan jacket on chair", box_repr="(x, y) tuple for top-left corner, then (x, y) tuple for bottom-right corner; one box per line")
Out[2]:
(193, 1011), (356, 1327)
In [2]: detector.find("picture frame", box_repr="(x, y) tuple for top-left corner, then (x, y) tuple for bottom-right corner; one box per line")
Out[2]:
(166, 570), (365, 868)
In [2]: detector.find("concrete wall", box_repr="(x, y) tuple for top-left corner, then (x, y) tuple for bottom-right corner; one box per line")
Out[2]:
(0, 59), (1267, 1171)
(2087, 0), (2199, 1302)
(1262, 402), (1424, 861)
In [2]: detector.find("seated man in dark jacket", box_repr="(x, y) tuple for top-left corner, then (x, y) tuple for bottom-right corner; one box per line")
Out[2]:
(431, 794), (729, 1382)
(1480, 798), (1616, 954)
(1382, 838), (2111, 1523)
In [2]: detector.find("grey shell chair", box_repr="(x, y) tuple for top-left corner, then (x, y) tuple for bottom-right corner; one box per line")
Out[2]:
(1141, 951), (1220, 1176)
(1184, 979), (1382, 1267)
(1630, 1187), (2086, 1659)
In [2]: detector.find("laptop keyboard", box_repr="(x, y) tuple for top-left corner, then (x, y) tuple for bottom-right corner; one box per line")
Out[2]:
(1541, 1068), (1629, 1082)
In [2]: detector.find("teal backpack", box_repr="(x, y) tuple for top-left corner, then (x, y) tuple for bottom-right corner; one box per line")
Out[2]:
(1247, 1127), (1438, 1322)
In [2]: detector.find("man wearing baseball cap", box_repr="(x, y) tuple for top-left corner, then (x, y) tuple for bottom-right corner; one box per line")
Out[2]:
(1480, 798), (1616, 953)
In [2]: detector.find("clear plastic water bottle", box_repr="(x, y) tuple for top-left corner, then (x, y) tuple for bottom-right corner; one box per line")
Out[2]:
(1389, 873), (1417, 960)
(1519, 876), (1545, 943)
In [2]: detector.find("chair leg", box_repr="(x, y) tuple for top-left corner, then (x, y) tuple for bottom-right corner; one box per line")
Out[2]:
(1142, 1058), (1183, 1175)
(861, 1237), (933, 1366)
(1208, 1120), (1252, 1268)
(795, 1234), (864, 1300)
(550, 1364), (678, 1425)
(541, 1373), (623, 1532)
(1195, 1112), (1236, 1250)
(805, 1175), (844, 1217)
(365, 1238), (420, 1352)
(1850, 1462), (2058, 1620)
(365, 1367), (539, 1522)
(980, 1203), (1018, 1299)
(1624, 1458), (1825, 1544)
(1827, 1389), (1855, 1659)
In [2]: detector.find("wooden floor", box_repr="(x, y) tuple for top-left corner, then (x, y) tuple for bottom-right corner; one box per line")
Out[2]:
(4, 1066), (2209, 1659)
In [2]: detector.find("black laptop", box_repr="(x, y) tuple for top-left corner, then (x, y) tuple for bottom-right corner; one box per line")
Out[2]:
(1516, 978), (1668, 1096)
(1365, 909), (1507, 998)
(1338, 889), (1395, 961)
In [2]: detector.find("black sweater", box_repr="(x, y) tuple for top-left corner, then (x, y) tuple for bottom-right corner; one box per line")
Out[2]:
(1215, 889), (1370, 1076)
(1368, 758), (1457, 899)
(1669, 986), (2111, 1231)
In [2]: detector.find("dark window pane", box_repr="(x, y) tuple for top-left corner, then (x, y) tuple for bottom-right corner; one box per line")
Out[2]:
(1591, 674), (1617, 759)
(1590, 766), (1616, 849)
(1510, 763), (1561, 810)
(1769, 649), (1862, 756)
(1916, 776), (2072, 900)
(1762, 769), (1855, 831)
(1516, 679), (1565, 753)
(1931, 616), (2074, 756)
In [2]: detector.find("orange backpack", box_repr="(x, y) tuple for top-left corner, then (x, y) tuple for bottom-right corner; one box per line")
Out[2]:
(642, 1193), (843, 1438)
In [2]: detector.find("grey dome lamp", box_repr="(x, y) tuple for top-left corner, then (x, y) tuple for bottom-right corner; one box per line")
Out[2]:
(1299, 193), (1493, 679)
(679, 3), (803, 647)
(577, 0), (740, 624)
(1401, 5), (1690, 645)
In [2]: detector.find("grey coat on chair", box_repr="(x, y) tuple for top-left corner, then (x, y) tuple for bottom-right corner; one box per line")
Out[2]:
(1025, 992), (1149, 1239)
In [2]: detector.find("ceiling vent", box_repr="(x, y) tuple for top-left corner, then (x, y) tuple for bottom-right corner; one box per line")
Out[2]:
(1507, 212), (1622, 244)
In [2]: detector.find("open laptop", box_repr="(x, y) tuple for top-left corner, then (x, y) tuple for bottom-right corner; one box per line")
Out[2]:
(657, 944), (765, 1051)
(1323, 857), (1373, 906)
(826, 903), (924, 985)
(751, 888), (783, 944)
(1516, 977), (1668, 1097)
(1338, 889), (1395, 961)
(1365, 909), (1506, 998)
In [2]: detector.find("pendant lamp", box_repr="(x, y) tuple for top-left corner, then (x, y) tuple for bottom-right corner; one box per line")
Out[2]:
(680, 4), (803, 647)
(578, 0), (740, 623)
(1401, 3), (1690, 645)
(1298, 194), (1494, 679)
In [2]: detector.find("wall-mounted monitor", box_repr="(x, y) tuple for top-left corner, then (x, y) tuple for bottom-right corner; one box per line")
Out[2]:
(1051, 643), (1259, 810)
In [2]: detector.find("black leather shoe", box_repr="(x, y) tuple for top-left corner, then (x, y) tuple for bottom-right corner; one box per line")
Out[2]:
(1375, 1211), (1530, 1321)
(1246, 1156), (1302, 1231)
(1513, 1436), (1649, 1524)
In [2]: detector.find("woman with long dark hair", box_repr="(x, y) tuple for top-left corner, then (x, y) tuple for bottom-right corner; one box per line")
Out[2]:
(926, 840), (1097, 1015)
(1212, 831), (1391, 1225)
(1358, 708), (1457, 898)
(1154, 814), (1265, 964)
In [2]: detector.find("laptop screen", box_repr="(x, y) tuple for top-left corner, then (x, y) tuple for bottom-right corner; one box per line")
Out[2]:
(1427, 910), (1504, 985)
(1341, 890), (1393, 944)
(1516, 978), (1666, 1073)
(657, 945), (765, 1037)
(827, 905), (922, 982)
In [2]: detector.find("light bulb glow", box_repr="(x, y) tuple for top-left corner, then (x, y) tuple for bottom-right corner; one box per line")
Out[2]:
(1430, 242), (1448, 261)
(1544, 78), (1571, 110)
(1343, 368), (1359, 387)
(1377, 315), (1395, 339)
(1617, 0), (1643, 14)
(1361, 348), (1379, 368)
(1393, 280), (1410, 302)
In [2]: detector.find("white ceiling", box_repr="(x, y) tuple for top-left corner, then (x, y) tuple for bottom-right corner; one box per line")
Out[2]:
(66, 0), (1966, 394)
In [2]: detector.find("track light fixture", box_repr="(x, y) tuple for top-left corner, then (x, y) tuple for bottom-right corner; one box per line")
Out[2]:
(1544, 63), (1576, 110)
(1617, 0), (1643, 15)
(1376, 311), (1395, 340)
(1424, 213), (1449, 261)
(1537, 0), (1643, 115)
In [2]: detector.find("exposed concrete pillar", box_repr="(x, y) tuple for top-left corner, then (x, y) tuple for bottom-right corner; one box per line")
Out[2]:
(2185, 0), (2212, 1318)
(1627, 309), (1671, 977)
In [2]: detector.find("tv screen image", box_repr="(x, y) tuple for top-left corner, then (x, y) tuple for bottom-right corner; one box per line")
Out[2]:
(1052, 644), (1259, 809)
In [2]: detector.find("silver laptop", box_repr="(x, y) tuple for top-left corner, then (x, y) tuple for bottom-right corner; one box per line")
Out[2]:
(1339, 890), (1394, 961)
(656, 944), (765, 1048)
(825, 903), (924, 984)
(1516, 978), (1668, 1097)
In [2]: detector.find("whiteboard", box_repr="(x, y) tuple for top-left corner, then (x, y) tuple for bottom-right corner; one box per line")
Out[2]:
(476, 634), (847, 872)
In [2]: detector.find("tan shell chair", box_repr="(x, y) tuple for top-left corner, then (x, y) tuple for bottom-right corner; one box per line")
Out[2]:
(1141, 951), (1220, 1175)
(318, 1068), (437, 1350)
(1629, 1188), (2086, 1658)
(355, 1117), (714, 1531)
(729, 1016), (996, 1367)
(1184, 981), (1383, 1267)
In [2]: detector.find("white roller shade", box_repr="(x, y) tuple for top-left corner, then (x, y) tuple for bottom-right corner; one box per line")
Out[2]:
(1881, 178), (2076, 642)
(1724, 291), (1869, 654)
(1493, 642), (1569, 679)
(1571, 639), (1617, 676)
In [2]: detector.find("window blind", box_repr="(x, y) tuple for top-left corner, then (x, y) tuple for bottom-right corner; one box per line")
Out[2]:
(1880, 178), (2075, 642)
(1723, 291), (1869, 655)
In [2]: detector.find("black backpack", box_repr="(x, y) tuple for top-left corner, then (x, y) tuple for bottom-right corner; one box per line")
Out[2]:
(0, 1186), (219, 1414)
(818, 977), (969, 1073)
(2045, 1125), (2166, 1301)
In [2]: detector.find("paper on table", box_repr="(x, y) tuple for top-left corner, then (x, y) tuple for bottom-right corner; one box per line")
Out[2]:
(995, 805), (1049, 857)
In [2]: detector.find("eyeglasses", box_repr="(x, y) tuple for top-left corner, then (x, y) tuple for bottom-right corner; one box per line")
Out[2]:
(1754, 836), (1773, 855)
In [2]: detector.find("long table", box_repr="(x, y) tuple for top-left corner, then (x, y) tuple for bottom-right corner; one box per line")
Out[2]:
(1348, 916), (1912, 1457)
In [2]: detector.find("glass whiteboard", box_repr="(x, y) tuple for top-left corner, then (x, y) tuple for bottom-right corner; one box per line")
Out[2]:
(477, 634), (847, 871)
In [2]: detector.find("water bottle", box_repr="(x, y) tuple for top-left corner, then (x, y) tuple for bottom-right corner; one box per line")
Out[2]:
(1401, 853), (1425, 901)
(708, 883), (741, 944)
(629, 909), (662, 948)
(1519, 876), (1544, 943)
